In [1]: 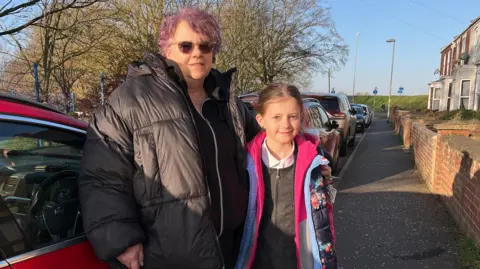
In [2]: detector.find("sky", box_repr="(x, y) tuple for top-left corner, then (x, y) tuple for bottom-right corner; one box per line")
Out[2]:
(312, 0), (480, 96)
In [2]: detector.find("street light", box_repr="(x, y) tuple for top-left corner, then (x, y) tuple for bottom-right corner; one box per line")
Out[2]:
(352, 32), (360, 102)
(386, 38), (396, 122)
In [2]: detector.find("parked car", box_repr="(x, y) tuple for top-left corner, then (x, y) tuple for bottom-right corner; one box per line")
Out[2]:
(304, 93), (357, 156)
(351, 104), (366, 133)
(239, 92), (259, 113)
(239, 93), (342, 171)
(302, 98), (342, 171)
(352, 103), (373, 127)
(0, 94), (108, 269)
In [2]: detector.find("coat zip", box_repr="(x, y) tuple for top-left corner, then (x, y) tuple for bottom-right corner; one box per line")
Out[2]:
(199, 98), (224, 238)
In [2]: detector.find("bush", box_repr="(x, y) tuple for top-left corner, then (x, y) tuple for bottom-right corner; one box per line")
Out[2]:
(440, 109), (480, 120)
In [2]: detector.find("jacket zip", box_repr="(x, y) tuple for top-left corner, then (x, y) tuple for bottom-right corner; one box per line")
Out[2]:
(199, 98), (224, 238)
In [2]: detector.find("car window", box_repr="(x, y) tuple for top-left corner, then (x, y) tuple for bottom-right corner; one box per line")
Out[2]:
(342, 97), (351, 111)
(306, 107), (322, 128)
(352, 105), (363, 114)
(315, 96), (340, 113)
(338, 98), (346, 112)
(0, 121), (86, 259)
(317, 107), (330, 127)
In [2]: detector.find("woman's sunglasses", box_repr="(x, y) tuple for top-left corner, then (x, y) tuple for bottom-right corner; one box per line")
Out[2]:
(171, 41), (214, 54)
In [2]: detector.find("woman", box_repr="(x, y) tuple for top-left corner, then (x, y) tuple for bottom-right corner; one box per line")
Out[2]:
(79, 7), (259, 269)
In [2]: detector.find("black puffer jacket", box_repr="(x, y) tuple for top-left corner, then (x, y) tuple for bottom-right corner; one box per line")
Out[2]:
(78, 53), (259, 269)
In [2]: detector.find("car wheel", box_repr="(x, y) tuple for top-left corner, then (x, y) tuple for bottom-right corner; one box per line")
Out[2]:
(339, 136), (348, 157)
(348, 130), (356, 147)
(359, 124), (365, 133)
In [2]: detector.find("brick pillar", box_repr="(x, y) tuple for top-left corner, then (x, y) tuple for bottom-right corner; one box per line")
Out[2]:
(403, 116), (413, 149)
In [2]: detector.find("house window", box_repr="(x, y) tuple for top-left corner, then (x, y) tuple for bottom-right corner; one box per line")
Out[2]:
(432, 88), (441, 110)
(475, 27), (479, 47)
(460, 80), (471, 109)
(447, 83), (452, 111)
(457, 40), (460, 60)
(475, 27), (479, 61)
(447, 51), (451, 75)
(461, 35), (467, 65)
(442, 54), (447, 75)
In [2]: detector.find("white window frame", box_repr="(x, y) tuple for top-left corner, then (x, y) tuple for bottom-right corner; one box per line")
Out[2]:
(460, 80), (471, 109)
(447, 83), (453, 111)
(432, 88), (441, 110)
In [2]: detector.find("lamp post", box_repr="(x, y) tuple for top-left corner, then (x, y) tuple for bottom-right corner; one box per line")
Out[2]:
(386, 38), (396, 122)
(352, 32), (359, 101)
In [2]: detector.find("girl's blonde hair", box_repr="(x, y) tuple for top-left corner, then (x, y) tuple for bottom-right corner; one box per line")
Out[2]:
(256, 83), (303, 115)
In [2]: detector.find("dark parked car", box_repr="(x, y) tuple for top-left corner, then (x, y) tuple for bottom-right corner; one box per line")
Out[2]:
(351, 104), (366, 133)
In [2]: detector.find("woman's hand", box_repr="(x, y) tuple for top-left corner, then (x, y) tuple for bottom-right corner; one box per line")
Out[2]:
(117, 243), (144, 269)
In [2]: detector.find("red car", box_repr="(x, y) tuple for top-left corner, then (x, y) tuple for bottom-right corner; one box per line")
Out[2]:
(239, 94), (341, 171)
(0, 94), (108, 269)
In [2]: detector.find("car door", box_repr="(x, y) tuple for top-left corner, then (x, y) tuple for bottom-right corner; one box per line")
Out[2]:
(303, 104), (325, 142)
(344, 97), (357, 136)
(317, 106), (340, 159)
(0, 118), (108, 269)
(304, 104), (335, 153)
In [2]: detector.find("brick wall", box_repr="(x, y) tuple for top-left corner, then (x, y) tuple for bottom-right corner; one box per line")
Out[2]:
(412, 122), (437, 190)
(392, 109), (480, 245)
(436, 136), (480, 244)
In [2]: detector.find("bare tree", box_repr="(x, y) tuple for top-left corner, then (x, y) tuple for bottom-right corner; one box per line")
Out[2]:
(0, 0), (101, 36)
(215, 0), (348, 93)
(6, 0), (112, 104)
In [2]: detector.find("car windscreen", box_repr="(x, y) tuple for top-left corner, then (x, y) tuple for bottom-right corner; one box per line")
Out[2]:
(312, 96), (339, 113)
(352, 106), (363, 114)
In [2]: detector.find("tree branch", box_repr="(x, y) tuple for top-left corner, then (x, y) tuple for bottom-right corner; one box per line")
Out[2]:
(0, 0), (100, 36)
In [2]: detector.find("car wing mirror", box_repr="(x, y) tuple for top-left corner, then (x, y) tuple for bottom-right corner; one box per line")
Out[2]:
(330, 120), (339, 129)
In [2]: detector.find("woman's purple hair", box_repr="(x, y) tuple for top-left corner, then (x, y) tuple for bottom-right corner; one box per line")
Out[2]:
(158, 7), (222, 55)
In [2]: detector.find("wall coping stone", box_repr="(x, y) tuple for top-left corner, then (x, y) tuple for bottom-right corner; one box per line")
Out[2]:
(442, 135), (480, 162)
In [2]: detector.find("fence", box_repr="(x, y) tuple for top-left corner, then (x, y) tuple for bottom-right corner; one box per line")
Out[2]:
(0, 61), (111, 114)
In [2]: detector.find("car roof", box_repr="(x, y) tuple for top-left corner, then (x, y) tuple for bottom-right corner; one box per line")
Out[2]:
(303, 92), (346, 98)
(0, 93), (88, 131)
(352, 103), (368, 107)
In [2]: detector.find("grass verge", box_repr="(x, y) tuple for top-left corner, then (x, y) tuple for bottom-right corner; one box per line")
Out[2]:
(459, 236), (480, 269)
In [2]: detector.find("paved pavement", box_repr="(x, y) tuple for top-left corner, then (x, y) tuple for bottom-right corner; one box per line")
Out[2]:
(334, 118), (461, 269)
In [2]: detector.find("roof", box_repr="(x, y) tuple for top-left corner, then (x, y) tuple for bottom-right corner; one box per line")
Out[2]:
(443, 16), (480, 50)
(0, 94), (88, 131)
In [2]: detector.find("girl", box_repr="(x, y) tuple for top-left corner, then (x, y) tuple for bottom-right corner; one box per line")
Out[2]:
(235, 84), (337, 269)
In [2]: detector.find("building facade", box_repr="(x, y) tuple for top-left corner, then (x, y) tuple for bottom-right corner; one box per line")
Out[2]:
(428, 17), (480, 111)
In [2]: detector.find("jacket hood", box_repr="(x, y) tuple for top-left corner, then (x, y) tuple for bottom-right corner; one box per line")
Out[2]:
(126, 52), (236, 102)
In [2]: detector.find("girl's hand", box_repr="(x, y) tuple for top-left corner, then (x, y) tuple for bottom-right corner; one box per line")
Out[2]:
(321, 165), (333, 185)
